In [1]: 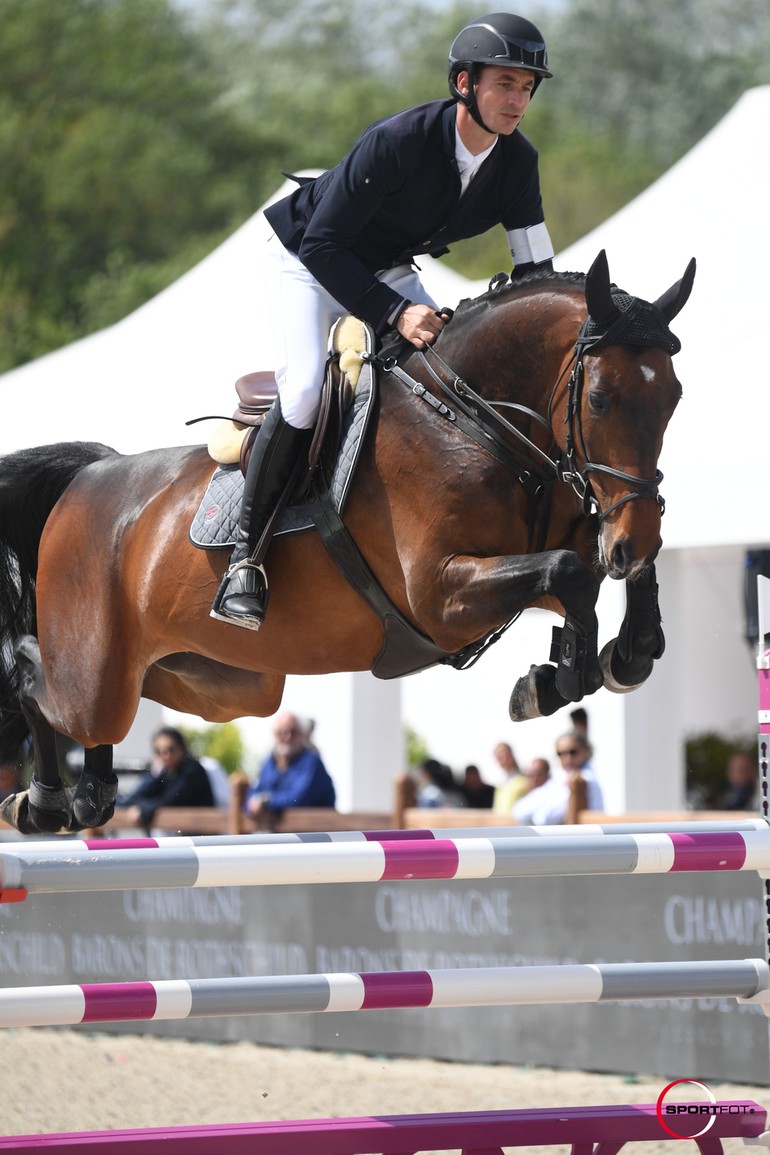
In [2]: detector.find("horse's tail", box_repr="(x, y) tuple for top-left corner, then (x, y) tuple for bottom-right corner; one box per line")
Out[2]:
(0, 441), (116, 760)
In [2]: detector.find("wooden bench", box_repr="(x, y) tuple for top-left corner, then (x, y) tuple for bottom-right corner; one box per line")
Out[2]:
(579, 810), (759, 824)
(0, 768), (758, 839)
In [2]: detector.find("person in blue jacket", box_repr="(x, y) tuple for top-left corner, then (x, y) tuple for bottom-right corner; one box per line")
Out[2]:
(212, 12), (555, 631)
(244, 712), (336, 827)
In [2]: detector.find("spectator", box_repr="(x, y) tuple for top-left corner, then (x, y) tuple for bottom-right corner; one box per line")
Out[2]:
(569, 708), (589, 739)
(416, 759), (465, 808)
(121, 727), (213, 829)
(492, 742), (529, 813)
(513, 731), (603, 825)
(460, 764), (495, 809)
(718, 751), (758, 811)
(523, 757), (550, 791)
(244, 711), (335, 827)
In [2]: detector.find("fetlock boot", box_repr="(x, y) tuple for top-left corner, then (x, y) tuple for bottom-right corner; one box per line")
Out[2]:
(211, 401), (311, 630)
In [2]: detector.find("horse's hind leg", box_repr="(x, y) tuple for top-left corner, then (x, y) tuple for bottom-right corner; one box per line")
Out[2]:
(0, 635), (118, 834)
(0, 635), (73, 833)
(71, 743), (118, 832)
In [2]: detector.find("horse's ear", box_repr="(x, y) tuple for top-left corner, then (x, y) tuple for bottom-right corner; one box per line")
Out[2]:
(584, 250), (619, 325)
(653, 257), (696, 323)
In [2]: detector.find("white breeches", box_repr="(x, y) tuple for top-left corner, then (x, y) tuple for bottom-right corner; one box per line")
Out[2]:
(265, 233), (438, 430)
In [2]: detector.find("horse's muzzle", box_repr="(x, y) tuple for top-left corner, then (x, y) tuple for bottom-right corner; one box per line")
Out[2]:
(600, 531), (660, 581)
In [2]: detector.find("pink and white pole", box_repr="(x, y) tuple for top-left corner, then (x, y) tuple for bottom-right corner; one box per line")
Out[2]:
(756, 575), (770, 972)
(0, 958), (767, 1029)
(2, 828), (770, 903)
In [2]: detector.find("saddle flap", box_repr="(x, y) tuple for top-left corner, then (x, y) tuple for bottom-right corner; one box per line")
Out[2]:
(310, 317), (374, 475)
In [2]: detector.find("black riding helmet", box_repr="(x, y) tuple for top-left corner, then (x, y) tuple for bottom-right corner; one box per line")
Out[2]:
(449, 13), (552, 133)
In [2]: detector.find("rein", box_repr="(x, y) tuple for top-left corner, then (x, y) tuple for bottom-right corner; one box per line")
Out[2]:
(377, 311), (667, 524)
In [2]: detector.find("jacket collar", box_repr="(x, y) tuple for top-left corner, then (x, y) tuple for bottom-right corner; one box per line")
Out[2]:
(442, 102), (460, 171)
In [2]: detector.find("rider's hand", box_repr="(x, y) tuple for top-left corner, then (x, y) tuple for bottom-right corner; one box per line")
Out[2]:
(396, 304), (448, 350)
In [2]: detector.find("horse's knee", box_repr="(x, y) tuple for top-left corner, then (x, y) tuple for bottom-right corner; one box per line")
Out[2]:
(546, 551), (600, 631)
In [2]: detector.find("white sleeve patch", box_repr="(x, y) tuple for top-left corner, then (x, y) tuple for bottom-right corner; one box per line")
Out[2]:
(507, 222), (554, 266)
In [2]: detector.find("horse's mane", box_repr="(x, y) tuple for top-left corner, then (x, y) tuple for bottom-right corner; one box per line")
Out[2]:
(452, 268), (588, 327)
(380, 268), (595, 358)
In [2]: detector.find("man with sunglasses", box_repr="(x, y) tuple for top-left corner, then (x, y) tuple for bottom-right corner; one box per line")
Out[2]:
(513, 730), (603, 825)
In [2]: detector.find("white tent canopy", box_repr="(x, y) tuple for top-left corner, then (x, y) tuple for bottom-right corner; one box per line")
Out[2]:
(557, 85), (770, 551)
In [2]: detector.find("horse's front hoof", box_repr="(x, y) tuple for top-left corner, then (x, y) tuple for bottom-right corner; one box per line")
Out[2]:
(509, 663), (568, 721)
(599, 639), (653, 694)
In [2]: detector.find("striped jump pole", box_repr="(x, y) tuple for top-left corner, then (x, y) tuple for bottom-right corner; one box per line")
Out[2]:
(757, 575), (770, 975)
(2, 827), (770, 902)
(0, 815), (766, 856)
(0, 958), (767, 1029)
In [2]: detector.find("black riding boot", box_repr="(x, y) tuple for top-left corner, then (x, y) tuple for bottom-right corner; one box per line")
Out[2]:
(211, 401), (311, 630)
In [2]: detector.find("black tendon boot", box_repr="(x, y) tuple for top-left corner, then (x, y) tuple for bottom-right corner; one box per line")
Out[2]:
(211, 402), (311, 630)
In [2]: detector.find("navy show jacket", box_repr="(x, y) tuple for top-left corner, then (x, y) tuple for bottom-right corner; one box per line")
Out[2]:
(264, 99), (546, 333)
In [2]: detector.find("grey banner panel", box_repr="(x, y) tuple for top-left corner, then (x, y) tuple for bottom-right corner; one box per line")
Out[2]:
(491, 836), (640, 876)
(1, 873), (767, 1082)
(599, 961), (765, 1001)
(188, 975), (331, 1015)
(1, 849), (200, 892)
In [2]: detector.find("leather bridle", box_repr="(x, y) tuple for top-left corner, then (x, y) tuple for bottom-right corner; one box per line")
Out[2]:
(377, 308), (673, 524)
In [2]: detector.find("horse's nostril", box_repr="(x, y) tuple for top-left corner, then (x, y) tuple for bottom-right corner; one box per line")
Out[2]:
(612, 539), (633, 573)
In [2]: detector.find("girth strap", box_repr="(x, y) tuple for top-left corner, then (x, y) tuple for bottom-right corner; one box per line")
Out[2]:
(309, 473), (516, 679)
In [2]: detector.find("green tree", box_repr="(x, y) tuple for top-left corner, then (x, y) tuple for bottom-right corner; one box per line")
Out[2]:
(685, 730), (755, 807)
(0, 0), (267, 370)
(5, 0), (769, 370)
(178, 722), (244, 774)
(547, 0), (770, 169)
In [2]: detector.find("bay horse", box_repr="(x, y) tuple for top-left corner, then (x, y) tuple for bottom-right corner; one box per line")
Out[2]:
(0, 251), (694, 835)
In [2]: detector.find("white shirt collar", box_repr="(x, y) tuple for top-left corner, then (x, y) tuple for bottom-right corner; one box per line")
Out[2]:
(454, 126), (498, 194)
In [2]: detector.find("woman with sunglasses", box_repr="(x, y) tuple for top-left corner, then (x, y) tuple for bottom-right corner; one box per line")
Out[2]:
(121, 727), (214, 830)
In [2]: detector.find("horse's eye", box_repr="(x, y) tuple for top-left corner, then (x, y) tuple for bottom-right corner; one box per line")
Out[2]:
(588, 391), (609, 415)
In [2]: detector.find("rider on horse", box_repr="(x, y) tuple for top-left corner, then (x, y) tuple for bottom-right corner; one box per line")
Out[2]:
(212, 11), (557, 630)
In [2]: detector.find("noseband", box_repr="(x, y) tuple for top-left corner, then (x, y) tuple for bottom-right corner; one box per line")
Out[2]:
(380, 292), (681, 524)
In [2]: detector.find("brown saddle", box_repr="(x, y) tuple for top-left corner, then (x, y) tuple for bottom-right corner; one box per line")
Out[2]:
(232, 358), (356, 478)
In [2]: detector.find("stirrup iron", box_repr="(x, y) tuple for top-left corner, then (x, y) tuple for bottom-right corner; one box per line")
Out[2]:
(210, 557), (269, 631)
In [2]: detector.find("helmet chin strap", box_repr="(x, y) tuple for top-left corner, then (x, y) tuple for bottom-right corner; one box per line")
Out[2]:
(454, 64), (496, 137)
